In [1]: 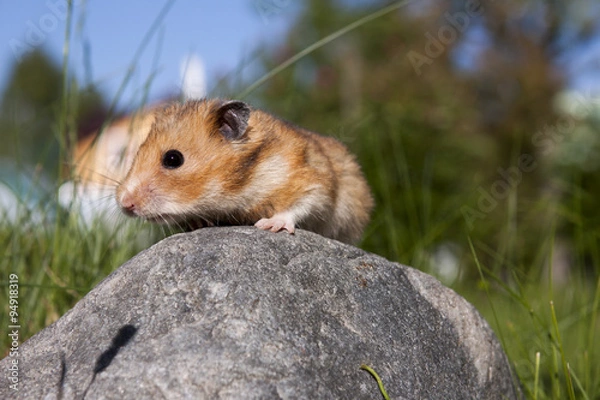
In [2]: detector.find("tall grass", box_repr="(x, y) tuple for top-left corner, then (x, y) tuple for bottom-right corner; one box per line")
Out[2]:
(1, 206), (156, 345)
(355, 107), (599, 399)
(1, 2), (599, 399)
(1, 0), (172, 355)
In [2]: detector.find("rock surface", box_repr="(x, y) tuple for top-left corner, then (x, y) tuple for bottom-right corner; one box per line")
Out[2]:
(1, 227), (521, 399)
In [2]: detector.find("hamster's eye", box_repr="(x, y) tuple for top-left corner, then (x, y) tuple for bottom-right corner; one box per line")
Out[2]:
(162, 149), (184, 169)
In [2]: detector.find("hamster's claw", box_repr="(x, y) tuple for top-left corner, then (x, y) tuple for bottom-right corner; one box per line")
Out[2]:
(255, 214), (295, 234)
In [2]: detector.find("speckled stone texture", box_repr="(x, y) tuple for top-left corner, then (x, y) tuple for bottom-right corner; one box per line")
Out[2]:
(0, 227), (521, 399)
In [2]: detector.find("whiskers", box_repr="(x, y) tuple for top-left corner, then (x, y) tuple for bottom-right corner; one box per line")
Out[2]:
(63, 168), (256, 240)
(69, 161), (124, 187)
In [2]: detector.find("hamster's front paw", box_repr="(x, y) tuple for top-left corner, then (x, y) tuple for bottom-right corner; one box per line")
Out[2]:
(255, 213), (295, 234)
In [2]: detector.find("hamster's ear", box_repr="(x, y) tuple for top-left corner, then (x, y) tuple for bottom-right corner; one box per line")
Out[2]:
(216, 101), (250, 140)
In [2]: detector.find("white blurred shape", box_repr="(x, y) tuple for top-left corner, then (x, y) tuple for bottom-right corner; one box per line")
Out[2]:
(554, 90), (600, 118)
(58, 181), (120, 228)
(180, 54), (206, 100)
(431, 242), (461, 285)
(0, 182), (19, 222)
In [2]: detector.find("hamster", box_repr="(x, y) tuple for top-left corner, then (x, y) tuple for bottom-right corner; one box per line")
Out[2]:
(116, 99), (374, 244)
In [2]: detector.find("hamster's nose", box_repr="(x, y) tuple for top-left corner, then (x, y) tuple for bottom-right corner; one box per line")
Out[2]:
(122, 201), (135, 212)
(118, 193), (137, 215)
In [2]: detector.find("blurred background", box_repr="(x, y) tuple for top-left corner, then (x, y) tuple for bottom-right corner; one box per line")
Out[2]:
(1, 0), (599, 398)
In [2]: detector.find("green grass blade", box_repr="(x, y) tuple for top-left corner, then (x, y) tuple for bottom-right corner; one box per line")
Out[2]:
(467, 236), (506, 347)
(550, 300), (576, 400)
(360, 364), (390, 400)
(569, 363), (590, 400)
(533, 351), (540, 400)
(238, 0), (416, 99)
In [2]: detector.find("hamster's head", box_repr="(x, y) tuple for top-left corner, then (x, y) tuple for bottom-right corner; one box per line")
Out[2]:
(116, 99), (251, 224)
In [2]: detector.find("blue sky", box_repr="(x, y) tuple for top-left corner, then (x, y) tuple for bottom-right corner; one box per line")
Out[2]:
(0, 0), (599, 110)
(0, 0), (301, 108)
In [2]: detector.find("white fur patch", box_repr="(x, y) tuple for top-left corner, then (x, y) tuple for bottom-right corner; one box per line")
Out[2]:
(239, 154), (289, 202)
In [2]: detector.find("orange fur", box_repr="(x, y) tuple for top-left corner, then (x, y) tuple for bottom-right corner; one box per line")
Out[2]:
(116, 99), (373, 244)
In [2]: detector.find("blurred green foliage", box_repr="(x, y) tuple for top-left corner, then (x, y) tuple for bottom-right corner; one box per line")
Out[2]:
(240, 0), (599, 284)
(0, 48), (105, 177)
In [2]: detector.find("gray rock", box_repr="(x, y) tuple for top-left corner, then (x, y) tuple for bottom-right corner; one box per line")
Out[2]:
(1, 227), (521, 399)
